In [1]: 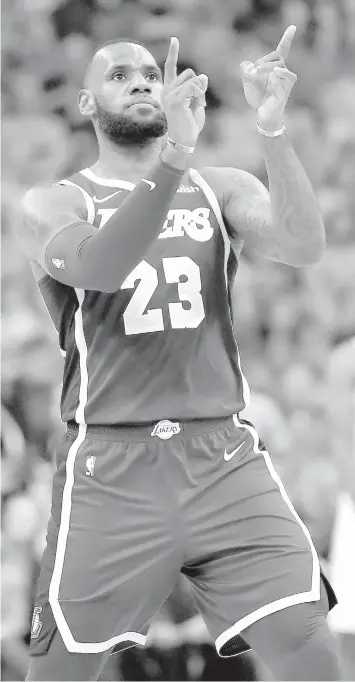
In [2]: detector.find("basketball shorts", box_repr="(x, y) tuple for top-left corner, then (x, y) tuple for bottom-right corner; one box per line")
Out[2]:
(30, 414), (336, 658)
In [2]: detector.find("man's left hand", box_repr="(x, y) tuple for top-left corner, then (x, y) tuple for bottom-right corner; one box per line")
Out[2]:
(240, 25), (298, 130)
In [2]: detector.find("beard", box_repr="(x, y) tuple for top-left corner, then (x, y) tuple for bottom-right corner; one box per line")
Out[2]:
(95, 101), (168, 147)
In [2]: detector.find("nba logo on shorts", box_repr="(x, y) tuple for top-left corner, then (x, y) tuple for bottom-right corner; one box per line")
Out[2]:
(151, 420), (181, 440)
(86, 456), (96, 476)
(31, 606), (43, 639)
(51, 257), (65, 270)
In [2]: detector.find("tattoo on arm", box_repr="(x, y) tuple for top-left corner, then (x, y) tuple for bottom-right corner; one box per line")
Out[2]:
(22, 207), (43, 239)
(263, 137), (315, 241)
(258, 135), (325, 260)
(225, 134), (325, 264)
(236, 196), (284, 261)
(18, 203), (50, 265)
(225, 172), (284, 261)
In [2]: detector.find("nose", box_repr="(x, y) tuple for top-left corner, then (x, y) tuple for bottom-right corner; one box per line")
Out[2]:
(128, 74), (152, 96)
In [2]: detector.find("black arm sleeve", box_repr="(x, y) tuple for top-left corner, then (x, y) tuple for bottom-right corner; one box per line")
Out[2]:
(45, 159), (184, 293)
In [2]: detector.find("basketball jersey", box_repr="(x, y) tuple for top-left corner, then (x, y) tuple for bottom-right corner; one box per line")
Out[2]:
(37, 167), (250, 425)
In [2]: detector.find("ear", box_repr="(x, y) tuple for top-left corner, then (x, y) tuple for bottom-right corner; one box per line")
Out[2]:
(78, 89), (96, 117)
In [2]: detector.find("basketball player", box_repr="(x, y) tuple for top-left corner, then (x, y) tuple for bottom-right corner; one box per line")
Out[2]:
(328, 338), (355, 680)
(17, 26), (342, 681)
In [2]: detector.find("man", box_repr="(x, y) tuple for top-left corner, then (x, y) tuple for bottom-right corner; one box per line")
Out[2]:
(327, 338), (355, 680)
(18, 28), (341, 681)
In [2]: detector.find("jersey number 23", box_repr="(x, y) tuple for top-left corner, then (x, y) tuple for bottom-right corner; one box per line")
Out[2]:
(121, 257), (205, 335)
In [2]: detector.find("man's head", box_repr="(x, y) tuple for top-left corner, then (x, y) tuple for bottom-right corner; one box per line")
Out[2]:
(79, 39), (167, 147)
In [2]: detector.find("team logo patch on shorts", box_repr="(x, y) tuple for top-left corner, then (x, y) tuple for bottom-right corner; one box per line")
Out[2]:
(151, 420), (181, 440)
(31, 606), (43, 639)
(86, 455), (96, 476)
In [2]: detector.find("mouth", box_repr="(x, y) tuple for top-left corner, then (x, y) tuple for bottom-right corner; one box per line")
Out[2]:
(127, 97), (158, 109)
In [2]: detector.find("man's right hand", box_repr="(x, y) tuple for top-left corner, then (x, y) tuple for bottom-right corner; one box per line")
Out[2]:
(163, 37), (208, 148)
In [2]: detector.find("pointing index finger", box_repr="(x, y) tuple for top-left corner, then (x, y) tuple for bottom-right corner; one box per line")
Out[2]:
(164, 36), (179, 86)
(276, 25), (296, 60)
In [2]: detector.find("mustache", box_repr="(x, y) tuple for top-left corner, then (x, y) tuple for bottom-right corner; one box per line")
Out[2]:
(125, 96), (159, 109)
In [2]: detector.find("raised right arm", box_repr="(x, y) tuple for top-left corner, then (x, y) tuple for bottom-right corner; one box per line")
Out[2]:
(19, 153), (186, 293)
(18, 38), (208, 293)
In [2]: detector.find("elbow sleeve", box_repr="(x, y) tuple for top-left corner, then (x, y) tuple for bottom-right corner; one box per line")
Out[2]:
(45, 222), (113, 292)
(45, 159), (185, 292)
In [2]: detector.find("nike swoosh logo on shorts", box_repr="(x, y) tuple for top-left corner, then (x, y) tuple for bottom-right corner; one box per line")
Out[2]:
(224, 441), (245, 461)
(142, 178), (156, 191)
(93, 191), (122, 203)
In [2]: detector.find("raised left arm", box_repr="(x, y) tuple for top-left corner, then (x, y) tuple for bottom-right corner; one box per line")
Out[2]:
(256, 132), (325, 265)
(205, 24), (326, 267)
(206, 133), (325, 266)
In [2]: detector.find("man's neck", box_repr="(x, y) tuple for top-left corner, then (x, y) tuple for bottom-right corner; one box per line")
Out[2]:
(90, 136), (166, 184)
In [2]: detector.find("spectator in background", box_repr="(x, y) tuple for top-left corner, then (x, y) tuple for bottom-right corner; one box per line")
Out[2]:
(327, 340), (355, 681)
(2, 0), (355, 679)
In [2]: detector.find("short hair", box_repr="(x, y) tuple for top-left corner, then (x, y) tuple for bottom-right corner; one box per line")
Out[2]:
(93, 37), (152, 54)
(84, 38), (157, 87)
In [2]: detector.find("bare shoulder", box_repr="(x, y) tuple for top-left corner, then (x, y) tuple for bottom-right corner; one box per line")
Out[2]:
(21, 183), (87, 223)
(199, 165), (272, 258)
(199, 166), (269, 210)
(18, 183), (87, 264)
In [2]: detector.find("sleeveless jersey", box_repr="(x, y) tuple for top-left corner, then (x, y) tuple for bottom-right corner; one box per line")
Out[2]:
(38, 167), (250, 425)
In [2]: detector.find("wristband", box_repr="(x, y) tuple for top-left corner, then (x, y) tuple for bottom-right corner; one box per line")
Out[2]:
(166, 137), (195, 154)
(256, 121), (286, 137)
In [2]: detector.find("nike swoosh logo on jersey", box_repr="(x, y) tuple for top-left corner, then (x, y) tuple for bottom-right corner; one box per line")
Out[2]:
(93, 191), (122, 203)
(224, 441), (245, 461)
(142, 178), (156, 191)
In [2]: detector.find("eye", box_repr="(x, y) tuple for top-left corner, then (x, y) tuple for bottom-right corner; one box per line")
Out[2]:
(146, 73), (158, 82)
(112, 72), (125, 81)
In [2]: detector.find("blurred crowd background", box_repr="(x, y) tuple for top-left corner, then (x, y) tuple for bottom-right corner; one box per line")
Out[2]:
(2, 0), (355, 679)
